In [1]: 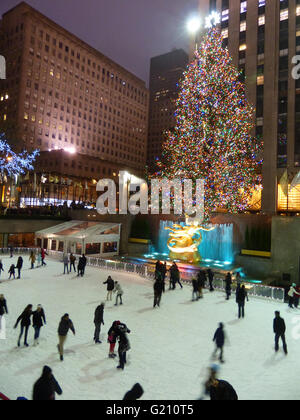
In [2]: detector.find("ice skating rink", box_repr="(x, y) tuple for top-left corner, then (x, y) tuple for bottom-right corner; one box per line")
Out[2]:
(0, 255), (298, 400)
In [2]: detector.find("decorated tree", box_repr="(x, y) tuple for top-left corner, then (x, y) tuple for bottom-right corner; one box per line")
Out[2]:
(155, 27), (262, 222)
(0, 133), (39, 179)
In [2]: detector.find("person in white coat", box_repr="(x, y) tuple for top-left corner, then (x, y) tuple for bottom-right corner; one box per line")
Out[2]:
(113, 281), (124, 306)
(288, 284), (300, 308)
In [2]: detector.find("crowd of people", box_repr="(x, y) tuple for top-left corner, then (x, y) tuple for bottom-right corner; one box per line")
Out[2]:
(0, 253), (293, 401)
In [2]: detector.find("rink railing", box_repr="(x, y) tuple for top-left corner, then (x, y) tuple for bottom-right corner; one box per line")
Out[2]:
(0, 248), (285, 303)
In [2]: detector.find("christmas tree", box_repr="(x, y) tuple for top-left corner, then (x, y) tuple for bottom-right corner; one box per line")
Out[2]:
(156, 27), (262, 222)
(0, 133), (39, 178)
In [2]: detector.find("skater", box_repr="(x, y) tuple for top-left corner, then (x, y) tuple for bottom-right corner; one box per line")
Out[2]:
(273, 311), (288, 355)
(207, 268), (214, 292)
(41, 248), (47, 266)
(115, 322), (131, 370)
(32, 366), (63, 401)
(69, 253), (76, 273)
(103, 276), (115, 301)
(9, 245), (13, 258)
(57, 314), (76, 361)
(14, 304), (33, 347)
(16, 256), (23, 279)
(287, 284), (300, 308)
(114, 281), (124, 306)
(0, 260), (4, 278)
(77, 256), (85, 277)
(192, 278), (199, 301)
(155, 260), (162, 280)
(29, 251), (36, 269)
(161, 262), (167, 292)
(212, 323), (225, 363)
(225, 272), (232, 300)
(294, 284), (300, 308)
(0, 294), (8, 331)
(206, 377), (238, 401)
(8, 264), (15, 279)
(236, 285), (249, 318)
(170, 262), (181, 289)
(123, 383), (144, 400)
(37, 252), (42, 267)
(94, 302), (105, 344)
(153, 278), (163, 308)
(107, 320), (120, 358)
(197, 270), (206, 299)
(63, 254), (69, 275)
(32, 305), (46, 346)
(81, 254), (87, 276)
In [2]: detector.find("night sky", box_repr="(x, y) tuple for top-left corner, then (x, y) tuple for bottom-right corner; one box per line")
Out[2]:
(0, 0), (199, 84)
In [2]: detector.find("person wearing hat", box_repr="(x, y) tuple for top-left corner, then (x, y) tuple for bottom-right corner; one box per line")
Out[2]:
(32, 366), (62, 400)
(287, 284), (300, 308)
(0, 294), (8, 332)
(204, 364), (238, 400)
(94, 302), (105, 344)
(32, 305), (46, 346)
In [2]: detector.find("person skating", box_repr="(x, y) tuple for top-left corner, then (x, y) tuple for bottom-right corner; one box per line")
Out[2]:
(153, 278), (163, 308)
(236, 285), (249, 319)
(32, 366), (62, 401)
(37, 252), (42, 267)
(9, 245), (13, 258)
(0, 260), (4, 278)
(77, 256), (85, 277)
(0, 294), (8, 332)
(29, 251), (36, 269)
(8, 264), (15, 279)
(103, 276), (115, 301)
(94, 302), (105, 344)
(123, 383), (144, 400)
(287, 284), (300, 308)
(207, 377), (238, 401)
(155, 260), (162, 280)
(114, 281), (124, 306)
(115, 322), (131, 370)
(161, 262), (167, 292)
(63, 254), (69, 275)
(192, 278), (199, 301)
(32, 305), (46, 346)
(16, 256), (23, 279)
(107, 320), (120, 358)
(81, 254), (87, 276)
(41, 248), (47, 266)
(225, 272), (232, 300)
(273, 311), (288, 355)
(207, 268), (214, 292)
(14, 304), (33, 347)
(294, 284), (300, 308)
(57, 314), (75, 361)
(69, 253), (76, 273)
(212, 323), (226, 363)
(170, 262), (182, 289)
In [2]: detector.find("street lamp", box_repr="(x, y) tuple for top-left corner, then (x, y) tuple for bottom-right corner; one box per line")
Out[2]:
(187, 16), (201, 51)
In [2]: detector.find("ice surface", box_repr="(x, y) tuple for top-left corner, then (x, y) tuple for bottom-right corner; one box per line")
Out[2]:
(0, 254), (298, 401)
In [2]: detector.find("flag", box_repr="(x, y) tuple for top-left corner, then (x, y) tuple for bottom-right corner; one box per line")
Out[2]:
(279, 169), (288, 196)
(290, 170), (300, 191)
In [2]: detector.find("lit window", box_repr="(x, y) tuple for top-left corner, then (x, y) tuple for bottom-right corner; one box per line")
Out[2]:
(222, 9), (229, 22)
(280, 9), (288, 21)
(24, 113), (29, 120)
(3, 114), (7, 121)
(240, 1), (247, 14)
(49, 69), (54, 77)
(239, 44), (247, 51)
(259, 0), (265, 6)
(240, 21), (246, 32)
(297, 6), (300, 17)
(257, 75), (264, 85)
(0, 96), (3, 101)
(5, 94), (8, 100)
(258, 15), (265, 26)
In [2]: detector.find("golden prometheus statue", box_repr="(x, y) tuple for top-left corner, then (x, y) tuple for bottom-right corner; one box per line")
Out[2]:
(165, 219), (214, 264)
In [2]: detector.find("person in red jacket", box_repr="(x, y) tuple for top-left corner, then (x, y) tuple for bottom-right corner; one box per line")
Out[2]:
(41, 248), (47, 266)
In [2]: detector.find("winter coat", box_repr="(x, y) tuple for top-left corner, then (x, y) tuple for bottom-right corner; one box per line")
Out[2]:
(108, 323), (119, 344)
(41, 249), (46, 259)
(78, 257), (85, 270)
(207, 269), (214, 282)
(225, 275), (232, 291)
(29, 254), (36, 263)
(15, 309), (32, 328)
(197, 271), (206, 288)
(273, 316), (286, 335)
(288, 287), (300, 298)
(170, 265), (180, 281)
(8, 265), (15, 274)
(16, 257), (23, 269)
(70, 255), (76, 264)
(192, 279), (199, 292)
(209, 380), (238, 401)
(0, 262), (3, 272)
(0, 299), (8, 316)
(33, 366), (62, 401)
(123, 383), (144, 400)
(115, 323), (131, 353)
(236, 287), (248, 304)
(213, 327), (225, 348)
(154, 280), (163, 295)
(114, 283), (123, 295)
(103, 277), (114, 291)
(58, 318), (75, 336)
(32, 309), (46, 328)
(94, 305), (104, 324)
(63, 255), (69, 265)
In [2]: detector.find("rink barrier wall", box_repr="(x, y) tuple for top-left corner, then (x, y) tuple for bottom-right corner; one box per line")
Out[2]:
(0, 248), (285, 303)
